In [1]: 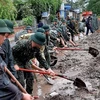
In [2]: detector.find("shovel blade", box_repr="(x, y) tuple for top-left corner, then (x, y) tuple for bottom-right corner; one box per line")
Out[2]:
(88, 47), (99, 57)
(73, 78), (86, 88)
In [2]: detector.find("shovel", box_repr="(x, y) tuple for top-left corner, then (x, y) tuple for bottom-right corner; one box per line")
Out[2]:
(56, 47), (99, 57)
(15, 67), (86, 89)
(5, 67), (39, 99)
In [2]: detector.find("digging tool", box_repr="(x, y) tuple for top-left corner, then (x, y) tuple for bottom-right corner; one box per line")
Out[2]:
(5, 67), (39, 99)
(55, 47), (99, 57)
(6, 67), (27, 93)
(43, 74), (54, 85)
(15, 66), (86, 89)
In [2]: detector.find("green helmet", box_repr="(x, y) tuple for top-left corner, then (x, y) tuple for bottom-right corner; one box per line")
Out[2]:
(0, 19), (11, 33)
(53, 18), (58, 22)
(57, 28), (62, 34)
(42, 25), (50, 32)
(36, 28), (45, 33)
(29, 32), (46, 45)
(3, 19), (14, 33)
(25, 26), (32, 31)
(61, 19), (66, 23)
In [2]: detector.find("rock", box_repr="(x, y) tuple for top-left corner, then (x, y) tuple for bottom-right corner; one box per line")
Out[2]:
(49, 92), (59, 97)
(85, 81), (93, 92)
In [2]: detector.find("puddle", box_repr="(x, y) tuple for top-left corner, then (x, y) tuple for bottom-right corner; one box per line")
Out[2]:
(32, 70), (60, 100)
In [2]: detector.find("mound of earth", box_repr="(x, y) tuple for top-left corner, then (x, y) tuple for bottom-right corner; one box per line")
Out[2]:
(45, 32), (100, 100)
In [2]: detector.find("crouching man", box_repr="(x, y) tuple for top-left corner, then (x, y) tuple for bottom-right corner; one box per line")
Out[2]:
(12, 32), (55, 94)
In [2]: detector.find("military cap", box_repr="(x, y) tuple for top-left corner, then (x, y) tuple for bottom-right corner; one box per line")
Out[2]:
(61, 19), (66, 23)
(3, 19), (14, 33)
(53, 18), (58, 22)
(25, 26), (32, 30)
(36, 28), (45, 33)
(57, 28), (62, 34)
(0, 19), (11, 33)
(29, 32), (46, 45)
(42, 25), (50, 32)
(70, 17), (74, 20)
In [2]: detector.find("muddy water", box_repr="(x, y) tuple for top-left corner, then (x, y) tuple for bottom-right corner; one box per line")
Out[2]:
(32, 70), (60, 100)
(33, 79), (51, 100)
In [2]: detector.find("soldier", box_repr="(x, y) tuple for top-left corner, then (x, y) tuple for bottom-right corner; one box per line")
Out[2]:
(78, 20), (85, 36)
(74, 18), (80, 39)
(13, 32), (55, 94)
(36, 28), (46, 60)
(50, 18), (59, 30)
(15, 26), (33, 42)
(0, 19), (33, 100)
(56, 28), (67, 47)
(1, 19), (18, 78)
(42, 25), (56, 66)
(60, 19), (77, 47)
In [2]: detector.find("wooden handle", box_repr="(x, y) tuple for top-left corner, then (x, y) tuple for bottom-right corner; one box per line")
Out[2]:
(6, 67), (27, 93)
(56, 47), (82, 51)
(18, 68), (73, 81)
(19, 67), (51, 75)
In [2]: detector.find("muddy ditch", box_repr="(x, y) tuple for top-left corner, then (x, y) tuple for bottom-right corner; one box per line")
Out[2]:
(45, 32), (100, 100)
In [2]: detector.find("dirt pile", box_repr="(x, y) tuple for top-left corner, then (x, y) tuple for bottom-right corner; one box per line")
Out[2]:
(45, 32), (100, 100)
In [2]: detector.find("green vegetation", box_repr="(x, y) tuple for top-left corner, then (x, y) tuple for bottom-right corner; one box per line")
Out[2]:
(14, 0), (61, 20)
(87, 0), (100, 16)
(22, 16), (35, 26)
(0, 0), (17, 20)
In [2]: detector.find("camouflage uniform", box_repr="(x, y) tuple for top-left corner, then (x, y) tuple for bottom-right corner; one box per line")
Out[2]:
(60, 23), (70, 42)
(15, 26), (33, 42)
(50, 23), (59, 30)
(67, 18), (75, 41)
(12, 39), (49, 94)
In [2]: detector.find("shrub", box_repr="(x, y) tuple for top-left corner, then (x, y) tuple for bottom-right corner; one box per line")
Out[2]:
(22, 16), (34, 26)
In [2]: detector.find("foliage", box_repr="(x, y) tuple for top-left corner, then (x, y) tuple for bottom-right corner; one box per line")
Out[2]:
(73, 0), (100, 15)
(28, 0), (61, 16)
(87, 0), (100, 16)
(13, 0), (33, 19)
(0, 0), (17, 20)
(14, 0), (62, 20)
(22, 16), (34, 26)
(49, 14), (56, 22)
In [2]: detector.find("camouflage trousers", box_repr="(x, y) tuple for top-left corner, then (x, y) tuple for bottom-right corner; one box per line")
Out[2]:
(17, 63), (34, 94)
(44, 46), (51, 66)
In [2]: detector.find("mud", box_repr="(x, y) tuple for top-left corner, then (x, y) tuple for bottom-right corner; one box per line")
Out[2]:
(44, 32), (100, 100)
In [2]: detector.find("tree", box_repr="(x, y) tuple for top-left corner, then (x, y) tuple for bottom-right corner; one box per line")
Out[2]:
(13, 0), (33, 19)
(87, 0), (100, 15)
(0, 0), (17, 20)
(14, 0), (62, 20)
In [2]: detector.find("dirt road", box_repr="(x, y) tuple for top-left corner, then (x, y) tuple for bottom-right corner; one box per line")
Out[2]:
(44, 32), (100, 100)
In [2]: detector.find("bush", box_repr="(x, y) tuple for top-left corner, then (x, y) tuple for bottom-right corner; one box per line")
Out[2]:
(22, 16), (34, 26)
(49, 14), (56, 22)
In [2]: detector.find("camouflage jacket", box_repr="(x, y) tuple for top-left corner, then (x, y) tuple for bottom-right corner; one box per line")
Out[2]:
(50, 23), (59, 30)
(12, 39), (49, 70)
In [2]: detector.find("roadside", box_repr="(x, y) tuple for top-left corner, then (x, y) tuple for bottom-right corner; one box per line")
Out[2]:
(45, 31), (100, 100)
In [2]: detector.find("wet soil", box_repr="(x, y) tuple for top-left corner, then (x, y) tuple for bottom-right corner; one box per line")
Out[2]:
(33, 32), (100, 100)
